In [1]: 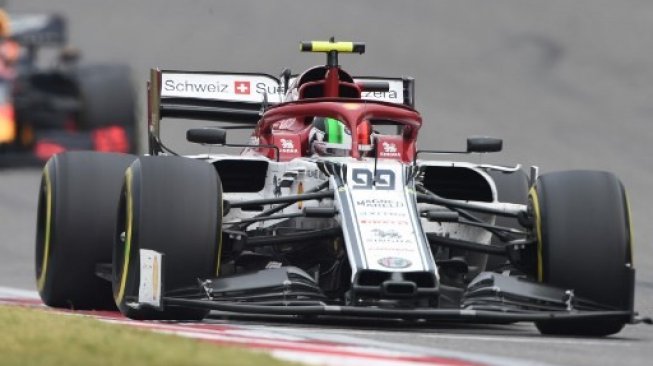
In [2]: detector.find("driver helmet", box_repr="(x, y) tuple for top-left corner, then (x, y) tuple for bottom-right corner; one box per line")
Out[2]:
(309, 117), (349, 156)
(310, 117), (374, 156)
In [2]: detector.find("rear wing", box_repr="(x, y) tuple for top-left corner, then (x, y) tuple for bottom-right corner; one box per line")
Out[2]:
(148, 69), (416, 148)
(148, 69), (283, 143)
(9, 14), (66, 46)
(286, 75), (415, 107)
(357, 76), (415, 106)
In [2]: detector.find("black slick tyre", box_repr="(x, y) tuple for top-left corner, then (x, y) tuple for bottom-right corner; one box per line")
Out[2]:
(530, 170), (635, 336)
(35, 151), (136, 309)
(112, 156), (222, 320)
(74, 64), (136, 153)
(74, 64), (136, 130)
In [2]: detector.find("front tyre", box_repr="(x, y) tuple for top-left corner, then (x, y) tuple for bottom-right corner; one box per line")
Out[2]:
(112, 156), (222, 320)
(35, 151), (136, 309)
(530, 170), (635, 336)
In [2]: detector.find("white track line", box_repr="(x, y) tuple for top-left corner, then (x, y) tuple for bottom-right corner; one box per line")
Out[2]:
(0, 286), (40, 299)
(413, 332), (631, 347)
(286, 327), (632, 347)
(219, 323), (556, 366)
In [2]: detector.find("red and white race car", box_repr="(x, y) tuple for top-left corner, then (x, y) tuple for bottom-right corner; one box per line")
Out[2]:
(34, 40), (643, 336)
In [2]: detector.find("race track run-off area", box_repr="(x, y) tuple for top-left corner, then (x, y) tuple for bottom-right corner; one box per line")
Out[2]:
(0, 287), (533, 366)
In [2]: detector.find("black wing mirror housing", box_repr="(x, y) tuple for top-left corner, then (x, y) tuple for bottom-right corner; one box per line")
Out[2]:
(467, 136), (503, 153)
(186, 128), (227, 145)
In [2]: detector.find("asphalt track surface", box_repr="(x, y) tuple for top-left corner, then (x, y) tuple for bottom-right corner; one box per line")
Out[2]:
(2, 1), (652, 365)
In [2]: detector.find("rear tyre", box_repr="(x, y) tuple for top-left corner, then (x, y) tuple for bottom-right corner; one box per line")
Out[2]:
(530, 170), (634, 336)
(74, 64), (136, 153)
(35, 151), (136, 309)
(485, 169), (529, 271)
(75, 64), (136, 130)
(112, 156), (222, 320)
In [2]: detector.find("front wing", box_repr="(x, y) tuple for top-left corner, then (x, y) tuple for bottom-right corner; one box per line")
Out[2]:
(161, 297), (635, 325)
(130, 252), (642, 326)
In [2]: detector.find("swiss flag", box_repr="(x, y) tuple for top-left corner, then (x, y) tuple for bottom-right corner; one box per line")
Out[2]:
(234, 81), (250, 95)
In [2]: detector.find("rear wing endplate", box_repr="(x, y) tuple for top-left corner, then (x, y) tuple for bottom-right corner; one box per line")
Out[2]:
(9, 14), (67, 46)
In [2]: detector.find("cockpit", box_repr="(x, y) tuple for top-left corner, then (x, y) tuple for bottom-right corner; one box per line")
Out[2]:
(308, 117), (374, 157)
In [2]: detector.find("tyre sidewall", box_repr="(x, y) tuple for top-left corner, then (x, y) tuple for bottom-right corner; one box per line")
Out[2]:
(36, 151), (136, 309)
(113, 156), (222, 320)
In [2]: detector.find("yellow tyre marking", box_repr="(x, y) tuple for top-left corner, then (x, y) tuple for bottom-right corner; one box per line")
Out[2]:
(215, 188), (223, 276)
(115, 168), (133, 304)
(625, 191), (634, 265)
(37, 163), (53, 292)
(528, 186), (544, 282)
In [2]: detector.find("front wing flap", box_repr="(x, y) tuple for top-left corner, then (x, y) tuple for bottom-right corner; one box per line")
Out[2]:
(160, 296), (635, 324)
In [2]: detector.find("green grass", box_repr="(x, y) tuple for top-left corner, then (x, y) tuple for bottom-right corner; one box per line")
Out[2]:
(0, 305), (299, 366)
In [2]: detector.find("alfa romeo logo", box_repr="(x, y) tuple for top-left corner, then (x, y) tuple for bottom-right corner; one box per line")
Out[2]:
(377, 257), (412, 269)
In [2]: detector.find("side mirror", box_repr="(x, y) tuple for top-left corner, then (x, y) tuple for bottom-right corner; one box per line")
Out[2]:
(467, 136), (502, 153)
(187, 128), (227, 145)
(59, 46), (81, 64)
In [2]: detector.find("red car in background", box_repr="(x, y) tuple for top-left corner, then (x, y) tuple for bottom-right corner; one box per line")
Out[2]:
(0, 10), (136, 167)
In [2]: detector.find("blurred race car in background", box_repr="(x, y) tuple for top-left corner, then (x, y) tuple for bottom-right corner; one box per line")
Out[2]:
(0, 9), (136, 167)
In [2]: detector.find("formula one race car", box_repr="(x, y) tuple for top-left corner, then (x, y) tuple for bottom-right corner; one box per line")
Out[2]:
(34, 40), (643, 336)
(0, 11), (135, 167)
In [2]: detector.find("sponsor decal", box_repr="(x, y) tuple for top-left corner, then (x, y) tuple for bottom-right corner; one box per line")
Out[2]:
(280, 138), (299, 154)
(256, 82), (285, 95)
(382, 142), (397, 153)
(361, 90), (399, 99)
(234, 81), (251, 95)
(281, 138), (294, 149)
(379, 141), (401, 158)
(160, 73), (283, 103)
(351, 168), (395, 190)
(278, 118), (299, 130)
(360, 219), (410, 225)
(358, 211), (407, 218)
(138, 249), (163, 308)
(164, 79), (228, 93)
(368, 228), (412, 244)
(379, 141), (401, 159)
(371, 228), (401, 239)
(357, 78), (404, 104)
(358, 211), (408, 218)
(355, 198), (404, 208)
(377, 256), (412, 269)
(346, 162), (428, 271)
